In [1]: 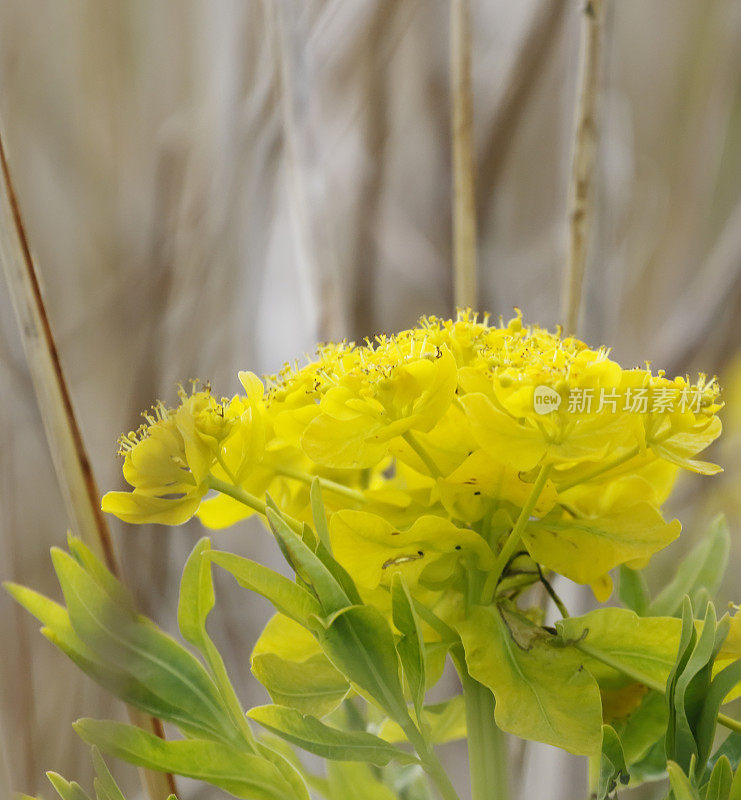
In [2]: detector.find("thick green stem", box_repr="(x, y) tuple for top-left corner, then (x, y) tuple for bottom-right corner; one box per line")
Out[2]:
(452, 651), (509, 800)
(482, 464), (552, 604)
(404, 721), (461, 800)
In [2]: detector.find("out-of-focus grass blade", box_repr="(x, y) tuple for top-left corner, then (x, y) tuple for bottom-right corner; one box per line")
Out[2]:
(0, 125), (176, 800)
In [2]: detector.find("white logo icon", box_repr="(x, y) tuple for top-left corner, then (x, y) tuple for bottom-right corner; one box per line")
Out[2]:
(533, 385), (561, 415)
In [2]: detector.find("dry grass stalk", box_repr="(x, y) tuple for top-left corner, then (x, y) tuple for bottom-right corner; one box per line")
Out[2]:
(0, 125), (177, 800)
(562, 0), (605, 336)
(450, 0), (478, 310)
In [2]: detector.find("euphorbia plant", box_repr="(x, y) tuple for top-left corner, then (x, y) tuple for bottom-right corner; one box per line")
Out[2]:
(8, 311), (741, 800)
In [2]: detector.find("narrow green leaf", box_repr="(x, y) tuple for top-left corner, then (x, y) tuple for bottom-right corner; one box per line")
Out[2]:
(318, 605), (408, 722)
(612, 691), (667, 766)
(255, 742), (311, 800)
(251, 652), (350, 718)
(51, 548), (237, 743)
(619, 566), (650, 616)
(248, 705), (418, 765)
(597, 725), (629, 800)
(313, 540), (363, 606)
(74, 719), (294, 800)
(730, 760), (741, 800)
(91, 747), (126, 800)
(66, 536), (134, 614)
(391, 575), (426, 718)
(669, 603), (729, 774)
(696, 660), (741, 771)
(649, 518), (731, 618)
(45, 774), (92, 800)
(208, 550), (322, 624)
(667, 761), (701, 800)
(378, 696), (467, 744)
(310, 479), (332, 553)
(178, 537), (215, 652)
(327, 762), (398, 800)
(266, 508), (350, 615)
(709, 732), (741, 775)
(703, 756), (732, 800)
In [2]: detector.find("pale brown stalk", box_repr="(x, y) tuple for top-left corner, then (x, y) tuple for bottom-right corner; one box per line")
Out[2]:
(0, 125), (177, 800)
(562, 0), (605, 336)
(450, 0), (478, 310)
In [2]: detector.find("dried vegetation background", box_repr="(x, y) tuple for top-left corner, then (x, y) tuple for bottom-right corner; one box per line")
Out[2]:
(1, 1), (740, 798)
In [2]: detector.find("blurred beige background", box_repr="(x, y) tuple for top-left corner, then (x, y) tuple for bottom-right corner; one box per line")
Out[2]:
(1, 1), (740, 798)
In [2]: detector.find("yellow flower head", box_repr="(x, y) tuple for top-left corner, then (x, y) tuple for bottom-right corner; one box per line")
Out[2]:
(102, 382), (246, 525)
(103, 312), (723, 605)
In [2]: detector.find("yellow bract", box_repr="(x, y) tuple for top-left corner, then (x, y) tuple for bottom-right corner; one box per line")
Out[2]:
(103, 311), (723, 604)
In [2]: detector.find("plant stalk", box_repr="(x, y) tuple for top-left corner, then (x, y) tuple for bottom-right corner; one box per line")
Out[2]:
(450, 0), (478, 310)
(561, 0), (605, 336)
(404, 721), (462, 800)
(461, 671), (509, 800)
(0, 122), (177, 800)
(482, 464), (553, 603)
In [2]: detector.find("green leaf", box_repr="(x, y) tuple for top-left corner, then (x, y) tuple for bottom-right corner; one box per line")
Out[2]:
(318, 605), (408, 722)
(629, 737), (669, 784)
(557, 607), (682, 689)
(612, 691), (668, 766)
(379, 696), (467, 744)
(51, 547), (238, 744)
(667, 761), (702, 800)
(649, 517), (731, 617)
(326, 762), (398, 800)
(391, 575), (426, 718)
(45, 775), (92, 800)
(668, 602), (729, 775)
(311, 479), (332, 553)
(254, 742), (311, 800)
(597, 725), (629, 800)
(696, 660), (741, 772)
(251, 652), (350, 718)
(208, 550), (323, 625)
(619, 566), (650, 616)
(313, 540), (363, 607)
(248, 705), (418, 765)
(458, 605), (602, 755)
(67, 536), (134, 614)
(523, 504), (680, 587)
(178, 537), (216, 653)
(91, 747), (126, 800)
(703, 756), (733, 800)
(74, 719), (295, 800)
(730, 760), (741, 800)
(709, 732), (741, 775)
(266, 507), (350, 615)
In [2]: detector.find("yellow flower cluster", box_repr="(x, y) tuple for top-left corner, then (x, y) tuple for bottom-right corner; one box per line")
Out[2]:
(103, 311), (722, 602)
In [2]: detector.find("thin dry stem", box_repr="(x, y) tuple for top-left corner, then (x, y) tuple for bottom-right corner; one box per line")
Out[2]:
(450, 0), (478, 310)
(0, 125), (177, 800)
(562, 0), (605, 336)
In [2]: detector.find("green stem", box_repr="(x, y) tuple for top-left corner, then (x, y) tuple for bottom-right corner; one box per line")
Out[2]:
(574, 641), (741, 735)
(403, 721), (461, 800)
(558, 446), (640, 491)
(274, 466), (366, 504)
(482, 464), (553, 604)
(207, 476), (303, 534)
(453, 650), (509, 800)
(403, 431), (442, 477)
